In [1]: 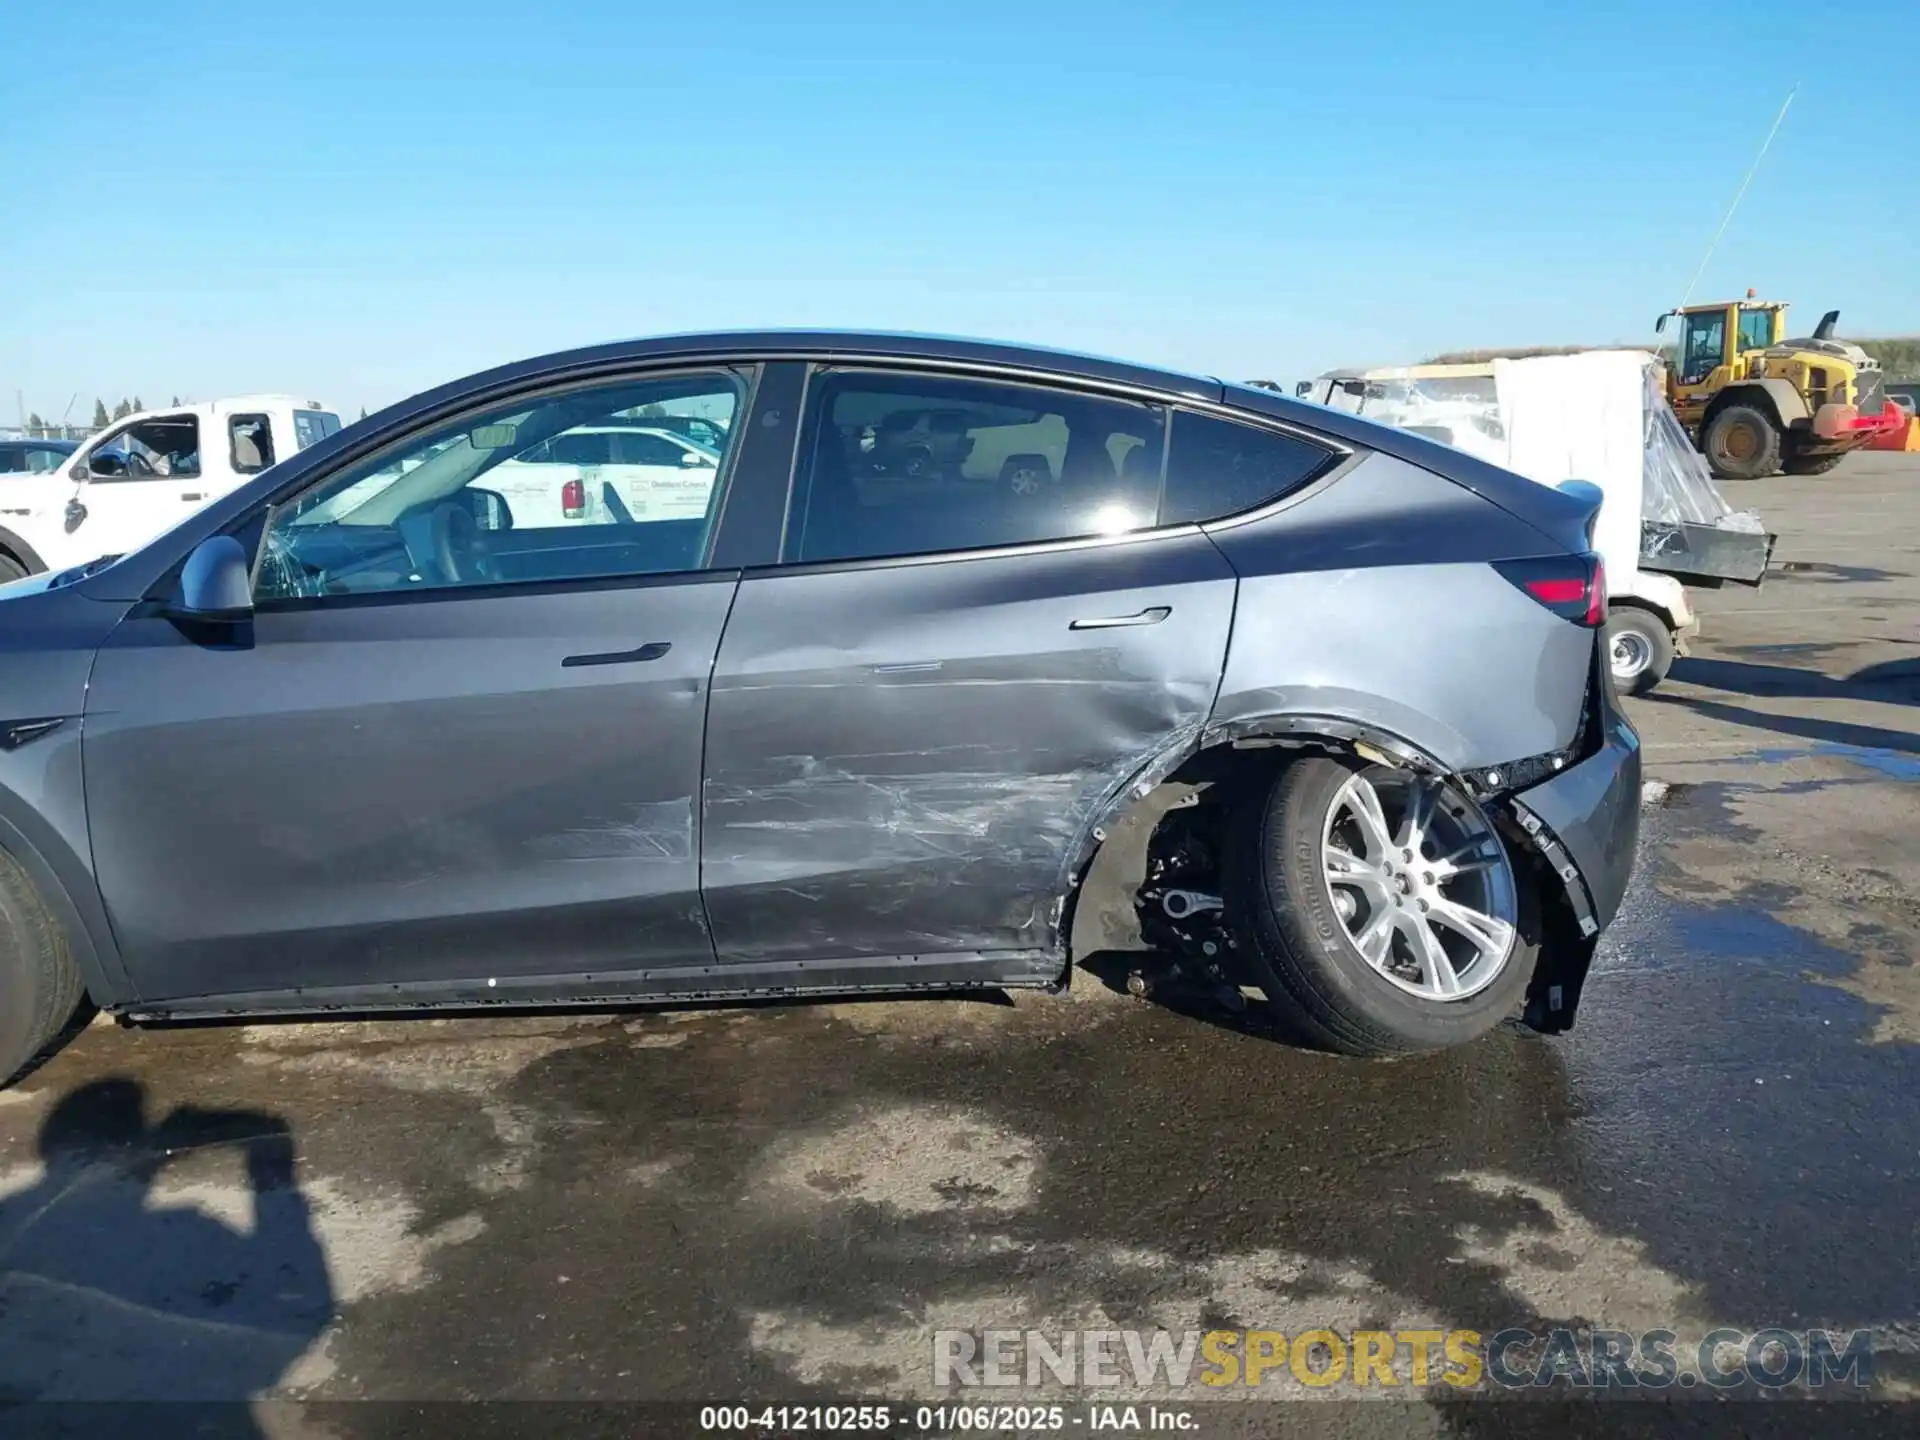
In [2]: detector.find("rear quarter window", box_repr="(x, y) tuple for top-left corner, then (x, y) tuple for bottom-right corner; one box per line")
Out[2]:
(1161, 411), (1337, 525)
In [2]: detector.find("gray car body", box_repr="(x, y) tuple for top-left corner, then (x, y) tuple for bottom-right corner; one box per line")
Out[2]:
(0, 331), (1638, 1030)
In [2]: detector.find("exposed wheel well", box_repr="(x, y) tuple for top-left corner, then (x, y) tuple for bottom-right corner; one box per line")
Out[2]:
(1058, 728), (1597, 1029)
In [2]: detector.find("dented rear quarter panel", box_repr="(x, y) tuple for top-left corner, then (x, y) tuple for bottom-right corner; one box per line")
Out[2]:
(1204, 452), (1594, 771)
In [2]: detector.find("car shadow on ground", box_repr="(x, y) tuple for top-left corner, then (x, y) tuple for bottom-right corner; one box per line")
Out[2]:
(1670, 656), (1920, 706)
(0, 1077), (332, 1431)
(1651, 690), (1920, 760)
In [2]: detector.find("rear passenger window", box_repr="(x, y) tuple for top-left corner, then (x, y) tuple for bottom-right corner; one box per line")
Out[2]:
(229, 414), (276, 473)
(789, 371), (1167, 564)
(1162, 411), (1334, 524)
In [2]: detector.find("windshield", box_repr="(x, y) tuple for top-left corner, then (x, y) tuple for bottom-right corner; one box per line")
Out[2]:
(292, 411), (342, 451)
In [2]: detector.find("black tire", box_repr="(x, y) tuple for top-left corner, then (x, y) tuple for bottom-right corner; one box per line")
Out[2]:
(1782, 450), (1846, 476)
(0, 552), (27, 584)
(0, 848), (85, 1089)
(1222, 755), (1537, 1057)
(1606, 607), (1675, 696)
(1701, 403), (1782, 480)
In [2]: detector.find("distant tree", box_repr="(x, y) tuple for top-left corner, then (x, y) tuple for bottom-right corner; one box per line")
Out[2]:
(170, 395), (180, 407)
(131, 396), (145, 412)
(358, 406), (368, 421)
(26, 412), (45, 437)
(112, 398), (133, 420)
(92, 399), (111, 428)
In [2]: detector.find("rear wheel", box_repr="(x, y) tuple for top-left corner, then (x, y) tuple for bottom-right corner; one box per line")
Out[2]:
(0, 849), (85, 1089)
(1223, 756), (1536, 1056)
(0, 552), (26, 584)
(1782, 449), (1846, 476)
(1702, 404), (1782, 480)
(1606, 608), (1675, 696)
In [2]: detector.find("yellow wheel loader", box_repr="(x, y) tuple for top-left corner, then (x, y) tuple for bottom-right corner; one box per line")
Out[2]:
(1656, 295), (1903, 480)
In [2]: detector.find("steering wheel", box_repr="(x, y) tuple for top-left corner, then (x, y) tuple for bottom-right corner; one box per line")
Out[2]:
(430, 502), (502, 586)
(125, 452), (157, 477)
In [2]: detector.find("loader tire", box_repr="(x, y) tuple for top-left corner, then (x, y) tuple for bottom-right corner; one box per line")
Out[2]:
(0, 848), (85, 1089)
(1782, 450), (1845, 476)
(1702, 404), (1781, 480)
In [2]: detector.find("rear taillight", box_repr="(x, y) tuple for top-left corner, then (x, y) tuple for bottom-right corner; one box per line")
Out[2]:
(1494, 554), (1607, 627)
(561, 477), (586, 518)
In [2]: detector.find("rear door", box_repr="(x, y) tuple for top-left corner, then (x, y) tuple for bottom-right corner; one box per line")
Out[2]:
(83, 368), (756, 1004)
(699, 366), (1239, 969)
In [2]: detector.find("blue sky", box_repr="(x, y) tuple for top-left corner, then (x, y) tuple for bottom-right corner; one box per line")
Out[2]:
(4, 0), (1915, 420)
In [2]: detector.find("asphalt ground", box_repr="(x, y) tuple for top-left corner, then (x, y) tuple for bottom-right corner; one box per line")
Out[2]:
(2, 451), (1916, 1438)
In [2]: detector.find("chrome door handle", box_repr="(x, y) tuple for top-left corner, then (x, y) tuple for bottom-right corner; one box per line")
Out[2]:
(1069, 606), (1170, 630)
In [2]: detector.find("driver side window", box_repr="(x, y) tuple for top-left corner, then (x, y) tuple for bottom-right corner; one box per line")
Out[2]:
(254, 372), (744, 604)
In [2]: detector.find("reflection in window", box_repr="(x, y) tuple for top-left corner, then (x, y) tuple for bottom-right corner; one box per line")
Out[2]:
(256, 373), (742, 602)
(790, 371), (1167, 564)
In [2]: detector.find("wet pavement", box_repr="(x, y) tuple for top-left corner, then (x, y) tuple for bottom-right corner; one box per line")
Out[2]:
(1, 453), (1916, 1434)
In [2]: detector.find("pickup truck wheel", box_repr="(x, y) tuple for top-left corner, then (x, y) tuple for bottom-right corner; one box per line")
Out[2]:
(0, 849), (85, 1089)
(0, 553), (26, 583)
(1702, 404), (1781, 480)
(1606, 608), (1674, 696)
(1223, 756), (1536, 1056)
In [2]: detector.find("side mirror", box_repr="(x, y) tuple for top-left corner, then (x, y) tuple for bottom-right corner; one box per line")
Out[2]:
(464, 487), (512, 532)
(681, 450), (710, 467)
(170, 535), (254, 622)
(1654, 312), (1670, 334)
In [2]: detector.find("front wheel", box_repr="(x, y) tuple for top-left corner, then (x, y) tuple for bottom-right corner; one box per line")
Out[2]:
(1606, 608), (1675, 696)
(1701, 404), (1782, 480)
(0, 553), (26, 584)
(1222, 756), (1537, 1056)
(1, 849), (86, 1089)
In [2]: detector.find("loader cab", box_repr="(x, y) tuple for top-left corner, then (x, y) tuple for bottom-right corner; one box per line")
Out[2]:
(1657, 299), (1787, 424)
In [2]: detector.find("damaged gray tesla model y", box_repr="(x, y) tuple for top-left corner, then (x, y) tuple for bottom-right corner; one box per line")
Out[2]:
(0, 333), (1638, 1084)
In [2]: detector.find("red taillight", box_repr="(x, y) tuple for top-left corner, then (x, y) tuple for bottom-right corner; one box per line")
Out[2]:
(1524, 578), (1587, 605)
(1495, 554), (1606, 627)
(561, 477), (586, 518)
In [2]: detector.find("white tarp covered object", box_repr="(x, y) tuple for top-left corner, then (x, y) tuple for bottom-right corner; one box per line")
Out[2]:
(1308, 350), (1771, 587)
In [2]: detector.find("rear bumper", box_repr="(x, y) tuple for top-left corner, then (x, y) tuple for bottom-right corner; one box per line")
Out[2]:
(1512, 691), (1642, 930)
(1502, 669), (1640, 1036)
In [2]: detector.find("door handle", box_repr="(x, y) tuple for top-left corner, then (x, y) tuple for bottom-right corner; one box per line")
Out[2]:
(1069, 606), (1170, 630)
(562, 641), (672, 668)
(180, 492), (205, 502)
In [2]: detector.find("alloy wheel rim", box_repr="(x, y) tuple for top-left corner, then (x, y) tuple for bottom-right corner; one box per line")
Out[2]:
(1319, 770), (1518, 1002)
(1610, 630), (1650, 678)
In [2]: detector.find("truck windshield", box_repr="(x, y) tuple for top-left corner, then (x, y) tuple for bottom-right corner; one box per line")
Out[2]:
(292, 411), (342, 451)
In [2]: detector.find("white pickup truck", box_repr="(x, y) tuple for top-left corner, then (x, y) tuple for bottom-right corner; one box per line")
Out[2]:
(0, 395), (341, 581)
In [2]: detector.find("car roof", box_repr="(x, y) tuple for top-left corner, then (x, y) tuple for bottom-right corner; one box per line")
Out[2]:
(426, 330), (1229, 409)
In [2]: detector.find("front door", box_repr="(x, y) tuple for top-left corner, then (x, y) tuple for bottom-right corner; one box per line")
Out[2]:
(699, 366), (1237, 968)
(83, 370), (752, 1005)
(67, 414), (212, 563)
